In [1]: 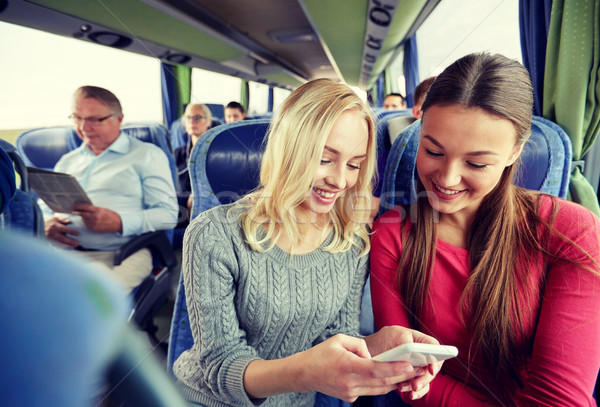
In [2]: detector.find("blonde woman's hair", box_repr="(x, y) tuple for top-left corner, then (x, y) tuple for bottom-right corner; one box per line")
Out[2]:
(233, 78), (376, 256)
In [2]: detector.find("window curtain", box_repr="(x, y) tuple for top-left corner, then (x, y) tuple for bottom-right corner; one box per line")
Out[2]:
(160, 62), (191, 127)
(519, 0), (553, 116)
(543, 0), (600, 215)
(240, 80), (249, 113)
(403, 34), (420, 108)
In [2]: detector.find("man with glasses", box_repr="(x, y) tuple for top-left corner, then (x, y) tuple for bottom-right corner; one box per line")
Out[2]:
(42, 86), (178, 290)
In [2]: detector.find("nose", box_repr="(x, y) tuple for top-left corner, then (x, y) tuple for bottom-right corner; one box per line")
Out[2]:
(437, 161), (461, 187)
(325, 164), (347, 190)
(79, 119), (93, 133)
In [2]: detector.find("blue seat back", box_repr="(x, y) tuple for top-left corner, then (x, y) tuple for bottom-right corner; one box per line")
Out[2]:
(379, 116), (573, 214)
(188, 119), (270, 218)
(121, 122), (178, 192)
(0, 146), (16, 215)
(168, 119), (270, 377)
(0, 139), (44, 236)
(16, 126), (81, 170)
(206, 103), (225, 122)
(374, 109), (414, 197)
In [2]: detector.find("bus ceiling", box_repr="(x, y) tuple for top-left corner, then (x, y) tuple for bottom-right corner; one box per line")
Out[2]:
(0, 0), (440, 91)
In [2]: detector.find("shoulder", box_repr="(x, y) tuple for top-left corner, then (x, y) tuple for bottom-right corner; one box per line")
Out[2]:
(538, 194), (600, 232)
(186, 204), (243, 241)
(371, 206), (411, 247)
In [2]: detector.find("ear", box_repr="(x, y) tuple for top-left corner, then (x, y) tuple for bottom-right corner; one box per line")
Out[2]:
(412, 105), (421, 119)
(506, 143), (525, 167)
(116, 113), (124, 125)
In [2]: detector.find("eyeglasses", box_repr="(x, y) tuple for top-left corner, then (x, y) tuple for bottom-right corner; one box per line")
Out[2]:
(69, 114), (114, 126)
(184, 114), (207, 122)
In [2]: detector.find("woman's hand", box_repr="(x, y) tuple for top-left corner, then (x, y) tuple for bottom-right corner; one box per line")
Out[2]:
(292, 333), (424, 402)
(365, 326), (443, 401)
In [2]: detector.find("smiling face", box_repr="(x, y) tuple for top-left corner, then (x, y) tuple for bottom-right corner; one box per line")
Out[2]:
(417, 104), (523, 225)
(72, 96), (123, 155)
(300, 109), (369, 217)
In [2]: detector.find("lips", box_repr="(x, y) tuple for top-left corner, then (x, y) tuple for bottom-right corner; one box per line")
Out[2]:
(312, 187), (338, 204)
(431, 182), (465, 200)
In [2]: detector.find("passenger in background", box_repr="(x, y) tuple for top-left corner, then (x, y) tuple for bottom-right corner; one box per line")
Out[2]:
(383, 92), (406, 110)
(174, 103), (212, 213)
(411, 76), (436, 119)
(371, 53), (600, 406)
(174, 79), (442, 407)
(42, 86), (178, 290)
(224, 101), (246, 123)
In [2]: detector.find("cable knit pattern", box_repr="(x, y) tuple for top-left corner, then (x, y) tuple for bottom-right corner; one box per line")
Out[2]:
(173, 203), (368, 407)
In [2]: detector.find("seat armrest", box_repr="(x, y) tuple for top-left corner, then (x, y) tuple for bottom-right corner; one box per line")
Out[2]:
(113, 231), (177, 269)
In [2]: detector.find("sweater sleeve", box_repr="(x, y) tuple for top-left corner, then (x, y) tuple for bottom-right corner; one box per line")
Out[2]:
(370, 210), (491, 406)
(173, 210), (263, 406)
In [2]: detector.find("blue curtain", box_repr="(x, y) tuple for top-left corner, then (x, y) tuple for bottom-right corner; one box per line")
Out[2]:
(519, 0), (553, 116)
(268, 86), (274, 112)
(160, 62), (179, 128)
(403, 34), (419, 108)
(376, 74), (385, 108)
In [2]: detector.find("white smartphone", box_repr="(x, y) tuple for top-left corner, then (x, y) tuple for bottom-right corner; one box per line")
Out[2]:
(372, 343), (459, 366)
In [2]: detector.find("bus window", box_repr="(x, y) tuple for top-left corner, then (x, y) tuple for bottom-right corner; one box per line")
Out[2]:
(248, 81), (269, 116)
(417, 0), (521, 78)
(272, 87), (292, 112)
(190, 69), (241, 106)
(0, 21), (162, 130)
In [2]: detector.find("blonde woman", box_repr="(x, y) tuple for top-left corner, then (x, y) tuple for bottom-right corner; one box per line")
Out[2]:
(173, 79), (441, 406)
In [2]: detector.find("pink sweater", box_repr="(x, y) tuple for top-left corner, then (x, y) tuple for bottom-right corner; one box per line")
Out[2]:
(371, 196), (600, 406)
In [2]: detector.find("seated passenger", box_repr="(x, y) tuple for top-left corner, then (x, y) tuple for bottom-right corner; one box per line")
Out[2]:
(224, 101), (246, 123)
(42, 86), (178, 291)
(370, 53), (600, 405)
(173, 78), (443, 406)
(174, 103), (212, 204)
(383, 92), (406, 110)
(411, 76), (436, 119)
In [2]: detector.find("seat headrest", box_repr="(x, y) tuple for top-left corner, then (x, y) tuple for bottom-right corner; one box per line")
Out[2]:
(189, 119), (270, 217)
(16, 126), (81, 170)
(121, 121), (172, 153)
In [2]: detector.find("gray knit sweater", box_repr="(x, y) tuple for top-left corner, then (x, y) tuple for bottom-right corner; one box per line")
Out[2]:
(173, 204), (368, 407)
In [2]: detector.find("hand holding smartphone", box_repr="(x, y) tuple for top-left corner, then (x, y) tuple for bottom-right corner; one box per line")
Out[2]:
(372, 343), (458, 366)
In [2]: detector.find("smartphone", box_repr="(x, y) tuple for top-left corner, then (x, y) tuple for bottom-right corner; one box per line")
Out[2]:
(372, 343), (458, 366)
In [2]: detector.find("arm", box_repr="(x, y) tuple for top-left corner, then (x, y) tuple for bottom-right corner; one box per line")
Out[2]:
(118, 147), (178, 236)
(517, 203), (600, 405)
(370, 212), (491, 406)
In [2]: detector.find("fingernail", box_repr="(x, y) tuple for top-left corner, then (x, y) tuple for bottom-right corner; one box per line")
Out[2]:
(402, 364), (414, 373)
(415, 367), (425, 376)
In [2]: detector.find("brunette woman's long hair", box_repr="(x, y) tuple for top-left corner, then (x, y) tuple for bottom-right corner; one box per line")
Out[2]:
(399, 53), (548, 405)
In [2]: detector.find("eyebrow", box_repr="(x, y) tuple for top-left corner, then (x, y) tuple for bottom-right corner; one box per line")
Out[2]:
(422, 135), (499, 157)
(324, 145), (368, 159)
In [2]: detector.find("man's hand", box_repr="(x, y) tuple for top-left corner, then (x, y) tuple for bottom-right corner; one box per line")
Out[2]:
(72, 204), (122, 233)
(45, 217), (80, 248)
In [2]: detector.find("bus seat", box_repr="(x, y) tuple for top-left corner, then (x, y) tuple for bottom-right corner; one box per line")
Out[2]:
(0, 146), (16, 214)
(16, 126), (81, 170)
(14, 123), (180, 346)
(167, 119), (270, 377)
(374, 109), (414, 198)
(387, 114), (416, 145)
(188, 119), (270, 217)
(0, 139), (44, 236)
(0, 231), (187, 407)
(205, 103), (225, 122)
(379, 116), (573, 215)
